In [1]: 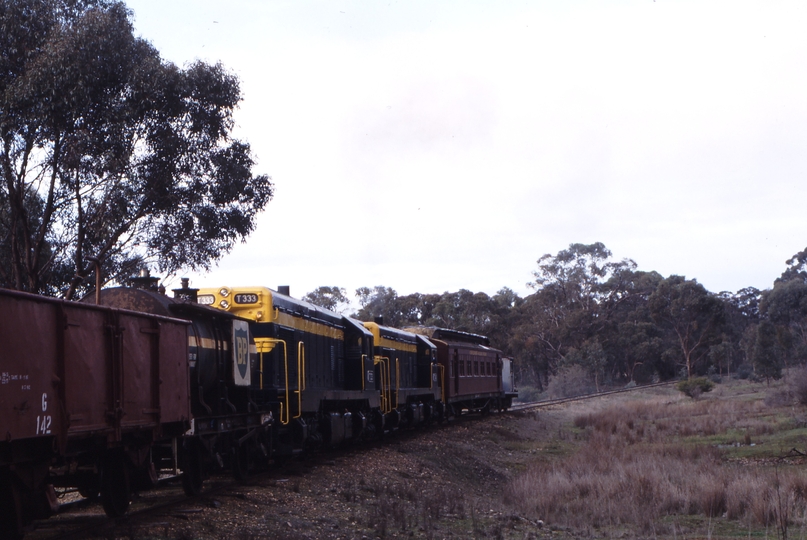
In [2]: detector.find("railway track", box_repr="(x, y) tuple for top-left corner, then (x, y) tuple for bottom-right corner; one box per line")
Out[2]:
(508, 380), (677, 412)
(26, 472), (278, 540)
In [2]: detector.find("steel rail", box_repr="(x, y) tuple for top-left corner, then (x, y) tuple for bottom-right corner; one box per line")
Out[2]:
(508, 380), (677, 412)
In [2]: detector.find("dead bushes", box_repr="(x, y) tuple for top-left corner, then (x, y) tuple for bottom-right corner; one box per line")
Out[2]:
(505, 396), (807, 533)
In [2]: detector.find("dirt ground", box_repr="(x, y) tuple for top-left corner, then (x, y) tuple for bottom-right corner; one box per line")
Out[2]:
(30, 407), (566, 540)
(26, 382), (807, 539)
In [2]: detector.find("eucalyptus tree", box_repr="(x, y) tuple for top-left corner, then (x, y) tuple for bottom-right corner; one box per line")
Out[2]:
(520, 242), (637, 381)
(761, 279), (807, 365)
(648, 276), (725, 378)
(752, 320), (783, 382)
(0, 0), (272, 297)
(303, 286), (351, 313)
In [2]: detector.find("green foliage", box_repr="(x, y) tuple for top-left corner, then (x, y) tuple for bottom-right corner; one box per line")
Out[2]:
(778, 247), (807, 284)
(676, 377), (715, 398)
(303, 286), (350, 313)
(752, 321), (782, 382)
(340, 243), (807, 394)
(351, 285), (520, 344)
(649, 276), (725, 378)
(0, 0), (272, 297)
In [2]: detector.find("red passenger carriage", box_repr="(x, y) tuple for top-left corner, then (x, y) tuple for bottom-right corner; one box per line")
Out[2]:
(407, 327), (514, 414)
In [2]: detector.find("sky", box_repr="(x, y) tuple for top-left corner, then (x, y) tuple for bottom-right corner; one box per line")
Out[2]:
(124, 0), (807, 299)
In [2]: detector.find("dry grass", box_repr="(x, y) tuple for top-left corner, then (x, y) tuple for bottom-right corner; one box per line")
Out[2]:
(505, 382), (807, 536)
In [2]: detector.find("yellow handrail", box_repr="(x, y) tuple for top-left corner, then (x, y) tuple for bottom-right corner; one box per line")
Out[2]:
(299, 342), (306, 390)
(254, 338), (277, 390)
(386, 357), (392, 413)
(373, 357), (384, 411)
(442, 364), (446, 402)
(381, 357), (389, 413)
(395, 358), (400, 409)
(374, 356), (391, 414)
(294, 341), (305, 418)
(256, 338), (289, 424)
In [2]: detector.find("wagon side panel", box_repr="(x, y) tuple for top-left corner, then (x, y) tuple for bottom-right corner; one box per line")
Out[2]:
(116, 312), (159, 430)
(0, 294), (62, 449)
(60, 304), (113, 437)
(157, 320), (191, 429)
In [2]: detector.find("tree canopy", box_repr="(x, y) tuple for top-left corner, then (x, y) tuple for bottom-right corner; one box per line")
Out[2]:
(304, 241), (807, 391)
(0, 0), (272, 298)
(302, 286), (350, 313)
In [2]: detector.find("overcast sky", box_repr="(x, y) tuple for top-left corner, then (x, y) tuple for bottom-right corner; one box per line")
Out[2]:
(125, 0), (807, 299)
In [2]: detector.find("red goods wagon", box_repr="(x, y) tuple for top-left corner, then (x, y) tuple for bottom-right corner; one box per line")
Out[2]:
(0, 288), (191, 538)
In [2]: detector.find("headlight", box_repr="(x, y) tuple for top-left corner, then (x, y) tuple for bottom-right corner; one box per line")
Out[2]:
(219, 287), (230, 297)
(220, 300), (230, 309)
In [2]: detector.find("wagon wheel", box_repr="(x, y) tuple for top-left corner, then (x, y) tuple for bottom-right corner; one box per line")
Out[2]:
(0, 472), (24, 540)
(134, 452), (159, 491)
(181, 441), (204, 496)
(100, 451), (131, 518)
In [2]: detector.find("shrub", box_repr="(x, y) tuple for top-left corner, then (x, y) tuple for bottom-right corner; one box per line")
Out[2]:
(546, 365), (596, 399)
(515, 385), (543, 402)
(676, 377), (714, 398)
(734, 363), (753, 379)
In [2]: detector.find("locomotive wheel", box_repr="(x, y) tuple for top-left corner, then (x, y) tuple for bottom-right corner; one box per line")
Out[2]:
(181, 442), (204, 496)
(100, 452), (131, 518)
(0, 473), (24, 540)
